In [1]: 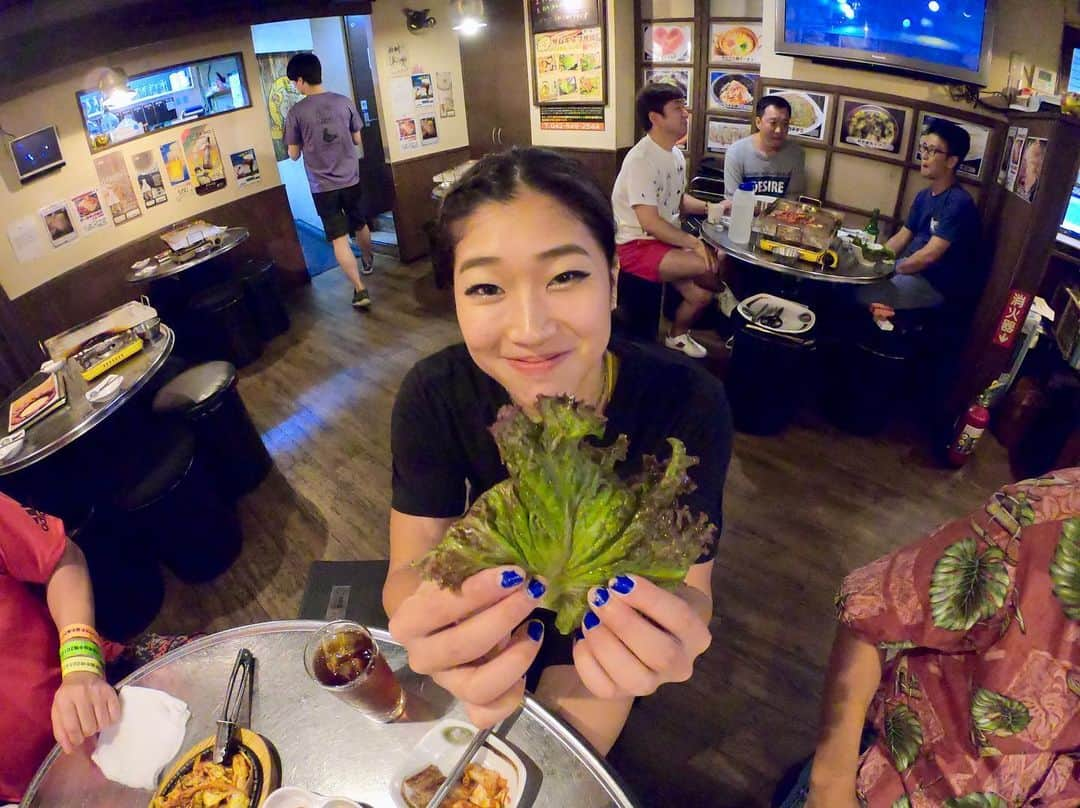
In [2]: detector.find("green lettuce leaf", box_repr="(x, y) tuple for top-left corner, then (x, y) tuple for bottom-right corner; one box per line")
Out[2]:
(418, 395), (716, 633)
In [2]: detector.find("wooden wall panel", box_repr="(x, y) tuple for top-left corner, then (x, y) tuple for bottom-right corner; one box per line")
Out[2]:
(546, 146), (630, 198)
(11, 184), (306, 349)
(389, 147), (473, 264)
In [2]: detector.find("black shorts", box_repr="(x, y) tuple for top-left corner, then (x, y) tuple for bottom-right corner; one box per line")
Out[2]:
(313, 183), (368, 241)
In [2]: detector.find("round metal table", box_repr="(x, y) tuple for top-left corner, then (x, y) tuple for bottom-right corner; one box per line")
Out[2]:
(699, 220), (894, 285)
(126, 228), (249, 283)
(22, 621), (639, 808)
(0, 325), (174, 475)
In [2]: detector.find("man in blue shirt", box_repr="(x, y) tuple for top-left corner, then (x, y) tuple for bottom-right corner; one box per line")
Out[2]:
(858, 120), (981, 312)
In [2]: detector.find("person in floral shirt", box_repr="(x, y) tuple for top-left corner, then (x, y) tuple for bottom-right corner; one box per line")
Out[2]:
(804, 469), (1080, 807)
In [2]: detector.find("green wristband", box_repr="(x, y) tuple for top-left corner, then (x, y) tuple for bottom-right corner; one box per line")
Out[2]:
(60, 639), (103, 662)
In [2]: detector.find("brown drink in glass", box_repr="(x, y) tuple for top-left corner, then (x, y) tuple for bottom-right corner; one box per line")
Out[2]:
(304, 621), (405, 722)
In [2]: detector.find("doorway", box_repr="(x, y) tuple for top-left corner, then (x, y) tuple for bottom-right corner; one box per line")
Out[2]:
(250, 17), (397, 278)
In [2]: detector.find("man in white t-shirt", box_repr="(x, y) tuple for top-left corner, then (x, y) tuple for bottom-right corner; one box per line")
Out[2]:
(611, 83), (723, 359)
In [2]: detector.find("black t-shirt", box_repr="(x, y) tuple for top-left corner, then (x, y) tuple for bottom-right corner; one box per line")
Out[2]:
(390, 338), (733, 683)
(391, 338), (732, 560)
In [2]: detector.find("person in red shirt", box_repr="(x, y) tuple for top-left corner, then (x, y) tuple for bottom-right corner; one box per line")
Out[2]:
(795, 469), (1080, 807)
(0, 493), (120, 802)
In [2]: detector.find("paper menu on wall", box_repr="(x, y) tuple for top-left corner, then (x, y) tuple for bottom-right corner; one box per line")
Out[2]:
(1005, 127), (1027, 193)
(7, 215), (47, 264)
(389, 77), (414, 118)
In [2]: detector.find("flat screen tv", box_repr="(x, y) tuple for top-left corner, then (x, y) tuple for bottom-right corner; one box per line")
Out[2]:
(9, 125), (65, 182)
(776, 0), (995, 86)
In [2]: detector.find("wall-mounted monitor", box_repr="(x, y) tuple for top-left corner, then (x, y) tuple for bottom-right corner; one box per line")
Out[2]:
(9, 125), (65, 182)
(775, 1), (995, 86)
(76, 52), (252, 154)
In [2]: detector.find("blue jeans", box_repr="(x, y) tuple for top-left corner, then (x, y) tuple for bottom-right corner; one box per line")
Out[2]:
(855, 273), (945, 311)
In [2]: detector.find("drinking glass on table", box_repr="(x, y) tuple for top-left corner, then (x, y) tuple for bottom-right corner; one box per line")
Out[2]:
(304, 620), (405, 722)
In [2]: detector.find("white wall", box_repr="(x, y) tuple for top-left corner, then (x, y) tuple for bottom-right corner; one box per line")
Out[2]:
(369, 0), (470, 163)
(0, 27), (280, 299)
(251, 19), (313, 53)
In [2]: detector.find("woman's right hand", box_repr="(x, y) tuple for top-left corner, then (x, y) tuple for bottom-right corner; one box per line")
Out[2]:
(389, 566), (545, 728)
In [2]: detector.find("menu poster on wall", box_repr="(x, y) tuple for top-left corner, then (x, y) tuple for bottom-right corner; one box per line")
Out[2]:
(535, 27), (604, 105)
(643, 23), (693, 64)
(256, 51), (307, 162)
(709, 22), (763, 66)
(181, 124), (227, 196)
(230, 147), (261, 185)
(7, 215), (47, 264)
(916, 112), (990, 180)
(1014, 136), (1047, 203)
(528, 0), (602, 34)
(70, 189), (108, 233)
(94, 152), (142, 225)
(998, 126), (1017, 184)
(836, 97), (911, 158)
(412, 73), (435, 111)
(1005, 127), (1028, 192)
(764, 87), (830, 142)
(435, 72), (456, 118)
(539, 104), (605, 131)
(161, 142), (190, 186)
(706, 117), (751, 153)
(39, 201), (78, 248)
(643, 68), (692, 108)
(387, 42), (409, 77)
(707, 71), (755, 113)
(131, 150), (167, 208)
(420, 116), (439, 146)
(389, 77), (414, 118)
(397, 117), (418, 150)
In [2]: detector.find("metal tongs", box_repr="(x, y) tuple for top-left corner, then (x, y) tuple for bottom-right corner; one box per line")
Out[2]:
(213, 648), (255, 764)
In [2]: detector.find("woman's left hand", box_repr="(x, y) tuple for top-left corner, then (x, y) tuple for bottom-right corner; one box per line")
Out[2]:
(572, 574), (711, 699)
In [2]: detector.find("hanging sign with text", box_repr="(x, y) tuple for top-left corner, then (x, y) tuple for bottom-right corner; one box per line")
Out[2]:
(528, 0), (603, 34)
(539, 105), (606, 131)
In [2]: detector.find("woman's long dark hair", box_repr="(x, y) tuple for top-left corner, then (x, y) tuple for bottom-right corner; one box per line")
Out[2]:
(433, 147), (616, 280)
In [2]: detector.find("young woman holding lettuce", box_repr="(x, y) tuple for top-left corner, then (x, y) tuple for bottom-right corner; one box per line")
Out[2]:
(383, 147), (732, 754)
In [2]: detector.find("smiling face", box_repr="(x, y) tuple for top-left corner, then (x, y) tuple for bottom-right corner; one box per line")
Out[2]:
(452, 188), (614, 412)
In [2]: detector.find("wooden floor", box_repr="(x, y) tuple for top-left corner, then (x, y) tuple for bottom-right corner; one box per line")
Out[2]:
(148, 258), (1012, 807)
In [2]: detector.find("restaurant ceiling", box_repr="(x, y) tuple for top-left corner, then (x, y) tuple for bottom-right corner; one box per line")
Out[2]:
(0, 0), (374, 101)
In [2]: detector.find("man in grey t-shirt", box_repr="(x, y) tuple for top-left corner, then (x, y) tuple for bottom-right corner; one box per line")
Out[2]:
(285, 52), (375, 309)
(724, 95), (806, 202)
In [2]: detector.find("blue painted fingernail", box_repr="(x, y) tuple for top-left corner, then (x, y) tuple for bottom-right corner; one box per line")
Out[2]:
(527, 620), (544, 642)
(500, 570), (524, 588)
(611, 575), (634, 595)
(573, 628), (584, 642)
(591, 587), (609, 607)
(526, 579), (546, 599)
(583, 611), (600, 631)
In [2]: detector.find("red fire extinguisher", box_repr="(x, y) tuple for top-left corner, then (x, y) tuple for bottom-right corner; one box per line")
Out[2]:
(946, 386), (995, 467)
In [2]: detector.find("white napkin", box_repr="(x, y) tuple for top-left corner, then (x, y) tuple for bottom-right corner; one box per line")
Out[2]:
(91, 685), (190, 791)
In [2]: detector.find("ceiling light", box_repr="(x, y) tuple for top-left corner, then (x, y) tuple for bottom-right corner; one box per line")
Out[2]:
(98, 67), (135, 109)
(451, 0), (487, 35)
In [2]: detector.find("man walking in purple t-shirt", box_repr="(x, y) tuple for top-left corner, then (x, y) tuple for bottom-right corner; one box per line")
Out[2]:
(285, 52), (375, 309)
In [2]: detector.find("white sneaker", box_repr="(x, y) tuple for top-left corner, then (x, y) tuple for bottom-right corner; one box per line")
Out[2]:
(715, 283), (740, 317)
(664, 332), (707, 359)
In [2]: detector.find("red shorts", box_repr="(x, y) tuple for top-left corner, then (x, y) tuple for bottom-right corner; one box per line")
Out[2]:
(616, 239), (674, 283)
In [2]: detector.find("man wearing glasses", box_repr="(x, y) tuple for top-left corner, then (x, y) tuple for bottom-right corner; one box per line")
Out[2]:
(858, 120), (981, 312)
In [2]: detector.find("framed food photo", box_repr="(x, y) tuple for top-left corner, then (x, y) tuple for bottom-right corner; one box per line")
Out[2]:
(835, 96), (913, 160)
(915, 111), (991, 181)
(534, 26), (605, 105)
(643, 67), (693, 108)
(643, 22), (693, 64)
(708, 71), (756, 114)
(706, 117), (751, 154)
(764, 87), (831, 143)
(709, 21), (763, 66)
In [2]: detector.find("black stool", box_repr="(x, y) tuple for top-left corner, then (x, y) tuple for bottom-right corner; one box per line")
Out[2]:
(236, 258), (290, 340)
(185, 283), (263, 368)
(152, 361), (273, 498)
(114, 421), (241, 583)
(76, 510), (165, 641)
